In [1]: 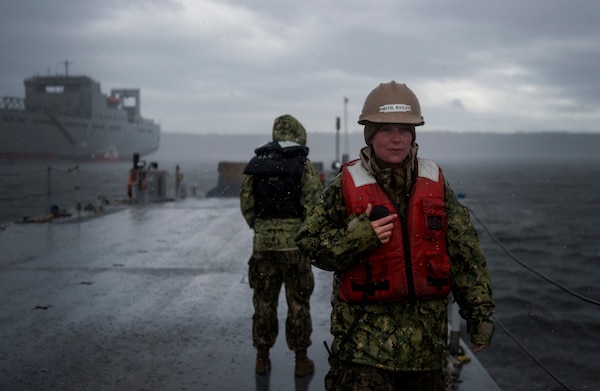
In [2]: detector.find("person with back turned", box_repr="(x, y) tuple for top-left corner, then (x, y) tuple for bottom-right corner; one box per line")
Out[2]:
(295, 81), (495, 390)
(240, 114), (324, 377)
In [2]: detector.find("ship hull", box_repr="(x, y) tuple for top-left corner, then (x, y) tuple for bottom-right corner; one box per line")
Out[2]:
(1, 71), (160, 162)
(0, 110), (160, 162)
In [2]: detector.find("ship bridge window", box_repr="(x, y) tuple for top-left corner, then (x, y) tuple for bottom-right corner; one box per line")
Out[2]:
(65, 84), (81, 92)
(122, 97), (137, 107)
(45, 85), (65, 94)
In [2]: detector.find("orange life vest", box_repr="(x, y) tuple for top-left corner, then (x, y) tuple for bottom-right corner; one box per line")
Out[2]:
(339, 159), (451, 303)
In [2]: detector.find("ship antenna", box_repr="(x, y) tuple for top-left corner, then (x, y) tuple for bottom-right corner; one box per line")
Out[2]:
(64, 60), (70, 76)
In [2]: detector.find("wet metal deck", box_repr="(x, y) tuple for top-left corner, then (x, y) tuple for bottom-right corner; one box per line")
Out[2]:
(0, 198), (499, 390)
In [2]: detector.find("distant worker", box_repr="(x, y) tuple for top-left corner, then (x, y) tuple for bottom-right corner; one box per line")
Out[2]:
(127, 153), (147, 200)
(175, 165), (184, 198)
(127, 154), (140, 200)
(240, 114), (324, 377)
(127, 166), (137, 200)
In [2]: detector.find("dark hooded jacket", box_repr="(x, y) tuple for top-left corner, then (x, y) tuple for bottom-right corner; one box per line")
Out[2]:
(240, 114), (323, 250)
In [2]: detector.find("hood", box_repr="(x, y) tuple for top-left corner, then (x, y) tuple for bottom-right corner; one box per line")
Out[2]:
(272, 114), (307, 146)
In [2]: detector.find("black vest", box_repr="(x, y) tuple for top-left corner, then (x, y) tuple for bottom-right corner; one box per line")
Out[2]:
(243, 141), (308, 219)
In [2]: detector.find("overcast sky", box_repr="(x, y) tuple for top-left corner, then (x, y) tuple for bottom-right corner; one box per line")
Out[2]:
(1, 0), (599, 135)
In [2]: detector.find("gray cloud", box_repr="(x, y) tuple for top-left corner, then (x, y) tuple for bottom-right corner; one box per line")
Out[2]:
(1, 0), (599, 135)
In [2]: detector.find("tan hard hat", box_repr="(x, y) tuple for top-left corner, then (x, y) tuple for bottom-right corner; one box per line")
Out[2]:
(358, 81), (424, 126)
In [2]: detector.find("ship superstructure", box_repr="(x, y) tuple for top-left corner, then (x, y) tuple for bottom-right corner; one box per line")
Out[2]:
(0, 71), (160, 161)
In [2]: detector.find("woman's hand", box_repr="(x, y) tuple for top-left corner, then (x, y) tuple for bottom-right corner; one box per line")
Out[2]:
(365, 203), (397, 244)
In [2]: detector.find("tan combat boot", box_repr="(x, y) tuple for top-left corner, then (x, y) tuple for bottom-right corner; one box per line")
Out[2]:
(255, 348), (271, 375)
(294, 349), (315, 377)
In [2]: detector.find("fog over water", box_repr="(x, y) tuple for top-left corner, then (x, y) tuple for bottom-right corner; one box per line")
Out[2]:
(149, 131), (600, 165)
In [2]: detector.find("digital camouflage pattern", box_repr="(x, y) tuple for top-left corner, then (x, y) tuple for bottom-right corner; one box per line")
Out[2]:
(272, 113), (307, 145)
(240, 114), (324, 351)
(295, 145), (495, 372)
(248, 250), (314, 350)
(325, 363), (446, 391)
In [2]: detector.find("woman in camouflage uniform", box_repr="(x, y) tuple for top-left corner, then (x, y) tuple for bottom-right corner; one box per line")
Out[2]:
(295, 82), (495, 390)
(240, 114), (324, 377)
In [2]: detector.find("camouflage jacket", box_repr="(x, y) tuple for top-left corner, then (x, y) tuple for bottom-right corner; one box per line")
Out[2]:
(295, 146), (495, 371)
(240, 114), (324, 251)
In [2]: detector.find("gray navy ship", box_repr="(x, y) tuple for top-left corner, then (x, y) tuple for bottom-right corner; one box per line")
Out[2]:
(0, 67), (160, 162)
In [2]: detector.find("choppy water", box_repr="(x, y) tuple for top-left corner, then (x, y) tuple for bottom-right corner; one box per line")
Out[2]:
(443, 159), (600, 391)
(1, 158), (599, 391)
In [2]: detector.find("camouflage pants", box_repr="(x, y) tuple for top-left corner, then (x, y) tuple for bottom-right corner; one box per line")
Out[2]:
(248, 250), (314, 351)
(324, 363), (445, 391)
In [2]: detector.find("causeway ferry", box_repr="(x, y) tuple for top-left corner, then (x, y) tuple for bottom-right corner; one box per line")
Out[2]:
(0, 174), (500, 390)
